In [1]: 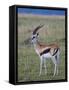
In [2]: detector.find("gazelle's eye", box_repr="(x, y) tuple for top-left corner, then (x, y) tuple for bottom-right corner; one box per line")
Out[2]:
(32, 37), (35, 40)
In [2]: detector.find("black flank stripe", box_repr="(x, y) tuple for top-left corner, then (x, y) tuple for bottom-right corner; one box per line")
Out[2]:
(40, 48), (50, 56)
(52, 48), (58, 56)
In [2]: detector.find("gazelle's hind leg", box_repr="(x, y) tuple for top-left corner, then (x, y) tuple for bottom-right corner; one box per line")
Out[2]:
(56, 51), (60, 75)
(52, 56), (58, 76)
(55, 55), (58, 75)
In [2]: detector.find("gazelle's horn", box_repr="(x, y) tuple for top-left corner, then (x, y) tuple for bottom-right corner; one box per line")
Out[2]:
(33, 24), (44, 35)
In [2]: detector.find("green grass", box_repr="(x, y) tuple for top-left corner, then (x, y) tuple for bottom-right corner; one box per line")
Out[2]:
(18, 14), (65, 82)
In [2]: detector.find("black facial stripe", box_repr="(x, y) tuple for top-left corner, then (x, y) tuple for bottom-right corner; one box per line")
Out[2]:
(40, 48), (50, 56)
(52, 48), (58, 56)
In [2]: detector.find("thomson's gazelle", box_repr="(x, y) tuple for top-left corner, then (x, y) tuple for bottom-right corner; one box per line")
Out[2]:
(31, 25), (60, 76)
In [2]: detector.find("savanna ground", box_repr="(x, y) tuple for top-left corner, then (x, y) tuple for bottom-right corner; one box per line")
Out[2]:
(18, 14), (65, 82)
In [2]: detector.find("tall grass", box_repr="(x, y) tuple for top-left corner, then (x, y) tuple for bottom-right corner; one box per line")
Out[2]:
(18, 14), (65, 82)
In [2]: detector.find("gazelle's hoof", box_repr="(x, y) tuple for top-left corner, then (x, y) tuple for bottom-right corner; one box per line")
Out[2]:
(53, 73), (56, 77)
(39, 73), (41, 76)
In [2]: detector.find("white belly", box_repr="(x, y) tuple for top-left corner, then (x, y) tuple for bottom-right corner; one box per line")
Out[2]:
(42, 53), (52, 58)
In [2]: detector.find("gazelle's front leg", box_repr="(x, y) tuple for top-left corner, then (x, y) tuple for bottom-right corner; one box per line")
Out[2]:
(39, 56), (43, 76)
(43, 58), (47, 74)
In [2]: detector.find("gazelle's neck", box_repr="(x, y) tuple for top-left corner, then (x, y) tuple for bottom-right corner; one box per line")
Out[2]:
(33, 40), (40, 55)
(33, 40), (39, 49)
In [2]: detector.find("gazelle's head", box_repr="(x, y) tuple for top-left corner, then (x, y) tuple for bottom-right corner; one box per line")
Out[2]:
(31, 25), (44, 44)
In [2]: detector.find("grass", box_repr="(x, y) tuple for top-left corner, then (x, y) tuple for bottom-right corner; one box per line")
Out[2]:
(18, 14), (65, 82)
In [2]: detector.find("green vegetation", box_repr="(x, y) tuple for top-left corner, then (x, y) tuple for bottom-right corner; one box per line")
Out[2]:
(18, 14), (65, 82)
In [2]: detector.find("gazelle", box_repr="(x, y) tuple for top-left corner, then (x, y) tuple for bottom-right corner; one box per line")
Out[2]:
(31, 25), (60, 76)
